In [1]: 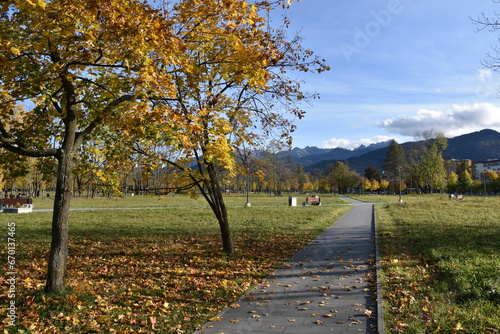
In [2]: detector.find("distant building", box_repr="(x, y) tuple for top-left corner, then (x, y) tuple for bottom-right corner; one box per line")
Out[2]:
(445, 159), (472, 175)
(473, 159), (500, 179)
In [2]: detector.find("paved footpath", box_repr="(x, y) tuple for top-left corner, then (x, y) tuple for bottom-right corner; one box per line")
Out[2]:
(195, 197), (379, 334)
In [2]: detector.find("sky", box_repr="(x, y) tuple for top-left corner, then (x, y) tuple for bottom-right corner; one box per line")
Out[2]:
(272, 0), (500, 149)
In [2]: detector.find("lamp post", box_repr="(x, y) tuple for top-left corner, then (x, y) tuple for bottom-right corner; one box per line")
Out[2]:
(245, 173), (251, 207)
(398, 166), (403, 203)
(483, 172), (487, 199)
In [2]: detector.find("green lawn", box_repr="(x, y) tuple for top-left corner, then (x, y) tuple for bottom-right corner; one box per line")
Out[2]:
(373, 195), (499, 333)
(1, 194), (350, 333)
(30, 192), (348, 209)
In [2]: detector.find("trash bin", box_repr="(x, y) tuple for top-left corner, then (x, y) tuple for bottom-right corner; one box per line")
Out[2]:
(288, 196), (297, 207)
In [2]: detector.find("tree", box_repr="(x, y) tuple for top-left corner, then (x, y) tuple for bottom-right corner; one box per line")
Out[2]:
(447, 172), (459, 193)
(260, 142), (295, 195)
(418, 138), (447, 193)
(361, 178), (371, 193)
(296, 164), (312, 192)
(405, 130), (448, 192)
(0, 0), (179, 293)
(406, 130), (439, 189)
(379, 179), (389, 192)
(0, 164), (5, 192)
(134, 0), (328, 253)
(484, 170), (500, 193)
(327, 161), (361, 193)
(383, 140), (406, 182)
(457, 161), (473, 192)
(472, 10), (500, 71)
(364, 164), (381, 182)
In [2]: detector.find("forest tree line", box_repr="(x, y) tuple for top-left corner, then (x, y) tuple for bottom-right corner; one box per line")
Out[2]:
(3, 132), (500, 198)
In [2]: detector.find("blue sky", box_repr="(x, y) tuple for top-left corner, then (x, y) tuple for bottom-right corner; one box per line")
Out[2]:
(274, 0), (500, 149)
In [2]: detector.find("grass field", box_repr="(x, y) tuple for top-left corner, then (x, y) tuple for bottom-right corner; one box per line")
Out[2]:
(28, 192), (348, 210)
(355, 194), (499, 333)
(1, 193), (351, 333)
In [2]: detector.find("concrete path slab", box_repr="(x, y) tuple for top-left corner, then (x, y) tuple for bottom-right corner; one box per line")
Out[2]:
(195, 197), (378, 334)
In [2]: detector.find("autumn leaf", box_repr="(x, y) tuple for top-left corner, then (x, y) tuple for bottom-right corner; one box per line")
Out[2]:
(452, 323), (463, 332)
(149, 317), (157, 329)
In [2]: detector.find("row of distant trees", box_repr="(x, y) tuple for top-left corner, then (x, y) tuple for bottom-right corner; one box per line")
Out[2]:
(380, 130), (500, 194)
(3, 133), (500, 198)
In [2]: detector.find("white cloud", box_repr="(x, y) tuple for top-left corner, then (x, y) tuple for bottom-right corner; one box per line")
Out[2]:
(477, 69), (492, 81)
(377, 103), (500, 137)
(322, 135), (395, 149)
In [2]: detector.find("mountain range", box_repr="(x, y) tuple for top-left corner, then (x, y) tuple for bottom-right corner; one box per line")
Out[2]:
(288, 129), (500, 173)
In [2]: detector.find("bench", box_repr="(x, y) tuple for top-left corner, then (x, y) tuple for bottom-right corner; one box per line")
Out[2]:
(1, 198), (34, 213)
(304, 196), (321, 206)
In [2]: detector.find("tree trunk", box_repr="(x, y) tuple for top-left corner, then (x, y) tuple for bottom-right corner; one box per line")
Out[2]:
(212, 190), (234, 254)
(45, 151), (74, 293)
(203, 162), (235, 254)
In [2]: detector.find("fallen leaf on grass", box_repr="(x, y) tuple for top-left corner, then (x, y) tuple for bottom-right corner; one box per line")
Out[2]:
(149, 317), (157, 330)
